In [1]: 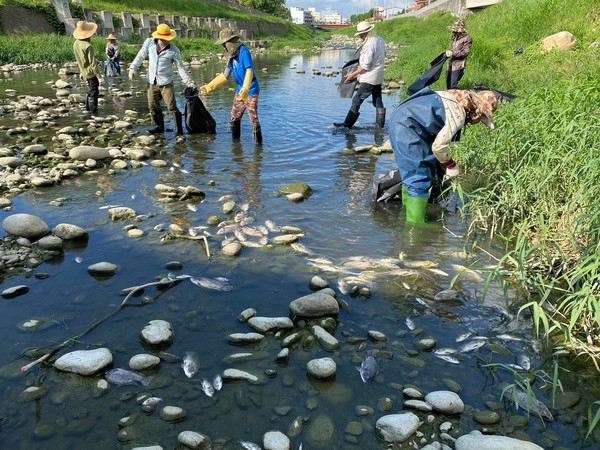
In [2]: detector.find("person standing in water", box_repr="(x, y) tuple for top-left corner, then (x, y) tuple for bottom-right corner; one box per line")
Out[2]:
(104, 33), (121, 76)
(334, 21), (386, 129)
(200, 29), (262, 144)
(72, 21), (103, 115)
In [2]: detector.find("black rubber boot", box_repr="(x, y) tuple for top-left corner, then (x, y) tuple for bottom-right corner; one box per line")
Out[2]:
(376, 107), (386, 129)
(230, 119), (241, 141)
(253, 124), (263, 144)
(334, 110), (360, 129)
(173, 110), (184, 136)
(148, 110), (164, 134)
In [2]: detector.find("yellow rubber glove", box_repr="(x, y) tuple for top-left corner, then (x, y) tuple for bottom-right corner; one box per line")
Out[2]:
(200, 73), (227, 95)
(238, 69), (253, 101)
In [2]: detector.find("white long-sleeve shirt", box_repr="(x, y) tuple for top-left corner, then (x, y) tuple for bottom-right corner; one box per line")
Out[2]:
(357, 34), (386, 85)
(130, 38), (192, 87)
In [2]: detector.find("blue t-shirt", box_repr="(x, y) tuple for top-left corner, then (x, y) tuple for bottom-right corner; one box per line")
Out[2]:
(226, 45), (260, 96)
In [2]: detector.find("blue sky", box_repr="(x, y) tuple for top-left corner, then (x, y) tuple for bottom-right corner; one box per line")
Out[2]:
(285, 0), (415, 20)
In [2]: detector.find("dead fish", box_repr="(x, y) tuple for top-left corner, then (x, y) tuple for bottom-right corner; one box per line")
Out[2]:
(142, 396), (162, 407)
(519, 354), (531, 371)
(213, 374), (223, 391)
(434, 289), (459, 301)
(167, 272), (192, 281)
(218, 194), (234, 202)
(234, 229), (247, 242)
(265, 220), (280, 232)
(405, 317), (416, 331)
(187, 204), (198, 212)
(238, 442), (262, 450)
(257, 225), (269, 235)
(221, 236), (237, 247)
(98, 204), (123, 209)
(356, 349), (380, 382)
(74, 256), (83, 263)
(401, 258), (438, 269)
(455, 332), (472, 342)
(241, 240), (266, 248)
(217, 224), (240, 235)
(190, 276), (232, 291)
(459, 339), (487, 353)
(433, 348), (458, 355)
(513, 390), (554, 421)
(182, 352), (199, 379)
(434, 354), (460, 364)
(428, 267), (450, 277)
(496, 334), (524, 342)
(451, 264), (484, 282)
(291, 242), (315, 256)
(188, 226), (208, 237)
(105, 368), (152, 386)
(241, 226), (264, 238)
(201, 378), (215, 397)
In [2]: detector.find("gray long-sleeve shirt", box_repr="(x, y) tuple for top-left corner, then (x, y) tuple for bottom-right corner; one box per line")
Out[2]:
(130, 38), (192, 86)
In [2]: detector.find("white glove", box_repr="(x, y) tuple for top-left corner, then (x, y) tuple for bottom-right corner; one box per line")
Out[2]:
(443, 159), (460, 178)
(128, 70), (135, 81)
(445, 50), (453, 58)
(186, 81), (196, 89)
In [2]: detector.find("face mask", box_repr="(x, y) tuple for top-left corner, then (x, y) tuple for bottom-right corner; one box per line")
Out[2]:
(224, 42), (240, 54)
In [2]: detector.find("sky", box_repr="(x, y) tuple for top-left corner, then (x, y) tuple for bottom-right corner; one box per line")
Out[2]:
(285, 0), (415, 20)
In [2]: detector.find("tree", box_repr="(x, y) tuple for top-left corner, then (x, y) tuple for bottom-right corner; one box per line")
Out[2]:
(240, 0), (291, 20)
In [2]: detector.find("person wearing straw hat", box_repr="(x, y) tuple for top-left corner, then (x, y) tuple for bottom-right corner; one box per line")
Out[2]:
(388, 87), (497, 223)
(200, 28), (262, 144)
(334, 21), (386, 129)
(72, 21), (103, 115)
(128, 24), (195, 136)
(104, 33), (121, 76)
(445, 19), (472, 89)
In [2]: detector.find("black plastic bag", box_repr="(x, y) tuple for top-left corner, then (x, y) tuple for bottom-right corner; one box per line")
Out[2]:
(184, 87), (216, 134)
(406, 52), (448, 97)
(338, 58), (359, 98)
(473, 83), (517, 104)
(371, 169), (403, 203)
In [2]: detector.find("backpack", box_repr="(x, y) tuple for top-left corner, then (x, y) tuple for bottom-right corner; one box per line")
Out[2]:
(183, 87), (216, 134)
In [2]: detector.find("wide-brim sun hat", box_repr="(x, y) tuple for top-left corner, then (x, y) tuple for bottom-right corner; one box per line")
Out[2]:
(355, 21), (374, 36)
(73, 21), (98, 40)
(152, 24), (177, 41)
(217, 28), (240, 45)
(106, 33), (117, 40)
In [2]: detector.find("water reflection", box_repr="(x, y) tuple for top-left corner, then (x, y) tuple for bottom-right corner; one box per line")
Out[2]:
(0, 51), (595, 449)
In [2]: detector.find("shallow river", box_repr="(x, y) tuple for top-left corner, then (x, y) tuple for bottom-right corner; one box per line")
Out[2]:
(0, 50), (597, 450)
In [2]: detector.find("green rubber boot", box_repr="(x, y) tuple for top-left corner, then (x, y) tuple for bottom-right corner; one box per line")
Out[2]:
(405, 195), (428, 224)
(402, 185), (409, 205)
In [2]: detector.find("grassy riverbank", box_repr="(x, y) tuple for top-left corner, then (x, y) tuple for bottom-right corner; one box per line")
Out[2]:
(369, 1), (600, 366)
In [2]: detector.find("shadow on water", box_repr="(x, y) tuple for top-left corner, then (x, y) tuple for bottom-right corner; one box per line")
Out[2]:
(0, 50), (597, 449)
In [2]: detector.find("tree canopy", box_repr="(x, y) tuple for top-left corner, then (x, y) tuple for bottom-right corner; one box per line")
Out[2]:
(240, 0), (291, 19)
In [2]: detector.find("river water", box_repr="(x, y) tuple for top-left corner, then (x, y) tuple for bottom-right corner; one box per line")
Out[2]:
(0, 50), (597, 449)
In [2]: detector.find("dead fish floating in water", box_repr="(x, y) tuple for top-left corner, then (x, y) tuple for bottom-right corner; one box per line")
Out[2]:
(182, 352), (199, 379)
(238, 441), (262, 450)
(357, 349), (380, 383)
(105, 368), (152, 387)
(459, 338), (487, 353)
(405, 317), (416, 331)
(290, 242), (315, 256)
(511, 389), (554, 421)
(190, 276), (232, 291)
(213, 374), (223, 391)
(201, 378), (215, 397)
(434, 354), (460, 364)
(142, 396), (163, 407)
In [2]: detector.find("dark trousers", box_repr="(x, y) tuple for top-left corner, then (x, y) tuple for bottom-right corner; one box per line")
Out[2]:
(86, 76), (99, 114)
(350, 83), (383, 113)
(446, 68), (464, 89)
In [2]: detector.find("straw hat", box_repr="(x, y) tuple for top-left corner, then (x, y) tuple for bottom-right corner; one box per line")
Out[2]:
(355, 21), (374, 36)
(72, 21), (98, 40)
(217, 28), (240, 45)
(106, 33), (117, 40)
(152, 24), (177, 41)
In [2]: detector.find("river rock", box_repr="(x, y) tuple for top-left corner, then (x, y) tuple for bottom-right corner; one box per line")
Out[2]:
(376, 413), (421, 443)
(178, 430), (211, 450)
(19, 386), (47, 402)
(425, 390), (464, 414)
(108, 206), (136, 221)
(455, 431), (545, 450)
(309, 275), (328, 290)
(306, 414), (334, 445)
(289, 291), (339, 319)
(129, 354), (160, 371)
(237, 308), (256, 322)
(0, 156), (23, 168)
(35, 234), (63, 250)
(1, 285), (29, 298)
(52, 223), (88, 240)
(306, 357), (336, 380)
(248, 317), (294, 333)
(277, 182), (312, 199)
(140, 320), (174, 346)
(311, 325), (339, 351)
(2, 213), (50, 240)
(69, 145), (111, 161)
(87, 262), (118, 275)
(159, 405), (186, 422)
(23, 144), (47, 155)
(222, 241), (242, 256)
(262, 430), (291, 450)
(226, 332), (264, 344)
(541, 31), (576, 52)
(54, 348), (113, 375)
(222, 368), (259, 382)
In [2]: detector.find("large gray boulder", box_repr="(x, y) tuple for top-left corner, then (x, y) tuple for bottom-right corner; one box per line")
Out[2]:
(54, 348), (113, 375)
(2, 213), (50, 241)
(456, 431), (545, 450)
(289, 292), (339, 319)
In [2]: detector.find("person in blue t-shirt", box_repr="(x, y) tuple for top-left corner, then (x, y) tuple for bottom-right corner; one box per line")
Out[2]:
(201, 29), (262, 144)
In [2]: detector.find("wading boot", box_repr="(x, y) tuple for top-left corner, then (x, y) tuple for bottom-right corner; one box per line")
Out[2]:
(405, 195), (428, 224)
(376, 107), (386, 129)
(253, 124), (263, 144)
(148, 110), (164, 134)
(173, 110), (184, 136)
(333, 110), (360, 129)
(230, 119), (241, 141)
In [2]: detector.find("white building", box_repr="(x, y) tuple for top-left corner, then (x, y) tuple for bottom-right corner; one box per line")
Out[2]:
(307, 7), (320, 22)
(322, 9), (343, 24)
(289, 6), (315, 25)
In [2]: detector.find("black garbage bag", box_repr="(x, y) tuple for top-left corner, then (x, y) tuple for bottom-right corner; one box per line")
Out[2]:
(184, 87), (216, 134)
(371, 169), (403, 203)
(338, 58), (359, 98)
(473, 83), (517, 104)
(406, 52), (448, 97)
